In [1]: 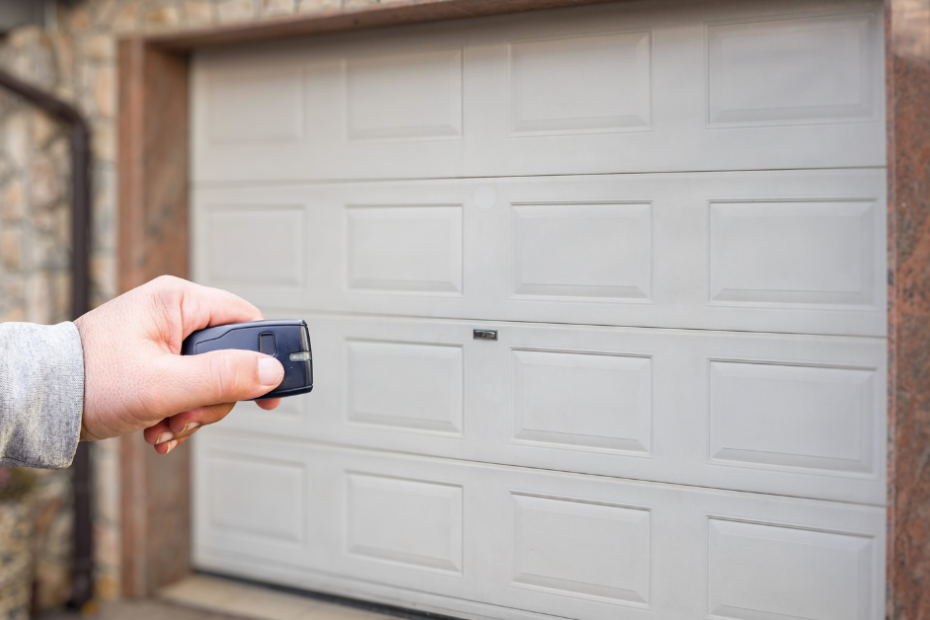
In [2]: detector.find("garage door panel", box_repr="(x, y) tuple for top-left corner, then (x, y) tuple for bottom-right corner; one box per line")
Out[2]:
(347, 339), (464, 435)
(193, 0), (883, 183)
(510, 493), (651, 606)
(512, 202), (652, 301)
(195, 434), (885, 620)
(507, 31), (652, 135)
(708, 199), (877, 307)
(325, 452), (477, 598)
(193, 28), (468, 183)
(345, 472), (464, 574)
(466, 0), (883, 178)
(512, 349), (652, 454)
(707, 518), (874, 620)
(487, 463), (884, 620)
(193, 449), (315, 569)
(346, 205), (464, 295)
(346, 48), (464, 142)
(193, 169), (885, 336)
(202, 205), (305, 289)
(501, 323), (886, 505)
(706, 13), (879, 127)
(708, 361), (876, 474)
(224, 314), (885, 505)
(206, 453), (305, 544)
(191, 46), (311, 182)
(205, 66), (305, 145)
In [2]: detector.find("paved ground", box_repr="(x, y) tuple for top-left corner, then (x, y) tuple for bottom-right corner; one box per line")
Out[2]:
(38, 600), (247, 620)
(36, 575), (399, 620)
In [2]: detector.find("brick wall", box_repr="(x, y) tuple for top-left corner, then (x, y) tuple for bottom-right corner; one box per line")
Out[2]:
(0, 0), (438, 607)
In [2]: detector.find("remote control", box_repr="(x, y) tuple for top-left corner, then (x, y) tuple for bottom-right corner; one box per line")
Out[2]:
(181, 319), (313, 399)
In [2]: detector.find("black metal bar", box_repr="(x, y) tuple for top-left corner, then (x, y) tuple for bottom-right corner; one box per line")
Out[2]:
(0, 68), (94, 610)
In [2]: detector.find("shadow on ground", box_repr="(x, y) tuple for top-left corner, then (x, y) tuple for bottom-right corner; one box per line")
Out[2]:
(38, 600), (247, 620)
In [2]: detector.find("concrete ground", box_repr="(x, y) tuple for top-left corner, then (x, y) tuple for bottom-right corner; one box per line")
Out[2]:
(37, 575), (399, 620)
(39, 600), (249, 620)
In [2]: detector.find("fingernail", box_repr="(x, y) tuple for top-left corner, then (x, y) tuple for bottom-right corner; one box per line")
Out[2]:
(259, 357), (283, 386)
(164, 440), (179, 454)
(182, 422), (201, 434)
(156, 431), (174, 445)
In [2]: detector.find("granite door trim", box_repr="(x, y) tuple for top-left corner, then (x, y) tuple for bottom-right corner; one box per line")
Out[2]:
(886, 0), (930, 618)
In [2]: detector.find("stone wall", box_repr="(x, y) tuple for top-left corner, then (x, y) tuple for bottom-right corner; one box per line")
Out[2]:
(0, 26), (80, 613)
(0, 0), (419, 608)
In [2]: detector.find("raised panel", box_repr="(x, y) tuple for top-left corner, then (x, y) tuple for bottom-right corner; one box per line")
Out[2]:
(347, 340), (463, 434)
(207, 454), (305, 543)
(205, 206), (304, 287)
(709, 200), (876, 307)
(708, 518), (874, 620)
(512, 350), (651, 454)
(346, 49), (463, 141)
(194, 170), (886, 337)
(346, 473), (463, 573)
(509, 32), (651, 134)
(195, 433), (886, 620)
(707, 14), (877, 125)
(512, 494), (650, 605)
(346, 205), (463, 294)
(194, 1), (885, 183)
(207, 68), (303, 143)
(709, 362), (875, 474)
(213, 309), (886, 504)
(512, 203), (651, 300)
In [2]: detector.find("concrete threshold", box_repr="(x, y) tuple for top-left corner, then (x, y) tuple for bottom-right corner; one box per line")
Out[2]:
(160, 575), (395, 620)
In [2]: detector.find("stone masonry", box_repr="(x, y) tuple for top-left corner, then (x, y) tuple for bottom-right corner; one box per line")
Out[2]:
(0, 0), (443, 610)
(0, 25), (81, 613)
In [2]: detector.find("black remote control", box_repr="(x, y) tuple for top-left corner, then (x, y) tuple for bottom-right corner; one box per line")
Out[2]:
(181, 319), (313, 399)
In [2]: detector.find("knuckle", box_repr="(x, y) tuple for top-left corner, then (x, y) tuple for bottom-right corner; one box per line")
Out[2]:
(153, 274), (181, 287)
(211, 357), (231, 397)
(156, 283), (184, 308)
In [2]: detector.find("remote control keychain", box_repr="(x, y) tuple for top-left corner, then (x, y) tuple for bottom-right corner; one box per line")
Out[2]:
(181, 320), (313, 399)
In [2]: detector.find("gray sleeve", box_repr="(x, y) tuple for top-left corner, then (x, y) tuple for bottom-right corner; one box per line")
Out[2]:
(0, 322), (84, 469)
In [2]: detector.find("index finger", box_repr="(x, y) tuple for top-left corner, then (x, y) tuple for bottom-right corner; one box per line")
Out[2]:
(179, 280), (265, 338)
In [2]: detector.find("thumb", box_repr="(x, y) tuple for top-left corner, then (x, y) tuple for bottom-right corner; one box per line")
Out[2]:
(153, 350), (284, 415)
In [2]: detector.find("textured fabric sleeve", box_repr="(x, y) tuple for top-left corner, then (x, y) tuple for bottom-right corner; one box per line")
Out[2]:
(0, 322), (84, 469)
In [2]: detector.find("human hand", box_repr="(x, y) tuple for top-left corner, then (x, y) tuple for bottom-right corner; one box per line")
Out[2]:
(74, 275), (284, 454)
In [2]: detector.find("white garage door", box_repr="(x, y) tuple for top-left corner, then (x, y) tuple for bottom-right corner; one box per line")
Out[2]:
(190, 1), (888, 618)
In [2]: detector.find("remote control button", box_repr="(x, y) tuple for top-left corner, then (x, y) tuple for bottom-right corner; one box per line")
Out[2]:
(259, 332), (277, 356)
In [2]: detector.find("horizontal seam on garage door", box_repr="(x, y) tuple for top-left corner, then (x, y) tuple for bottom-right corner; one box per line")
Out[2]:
(252, 309), (890, 340)
(190, 165), (888, 189)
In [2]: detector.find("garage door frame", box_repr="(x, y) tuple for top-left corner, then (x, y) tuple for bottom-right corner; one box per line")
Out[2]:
(115, 1), (930, 617)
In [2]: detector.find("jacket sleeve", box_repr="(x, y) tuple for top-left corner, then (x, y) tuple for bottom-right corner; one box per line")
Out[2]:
(0, 322), (84, 469)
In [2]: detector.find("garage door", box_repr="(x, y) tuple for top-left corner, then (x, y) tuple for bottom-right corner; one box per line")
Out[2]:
(190, 1), (887, 618)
